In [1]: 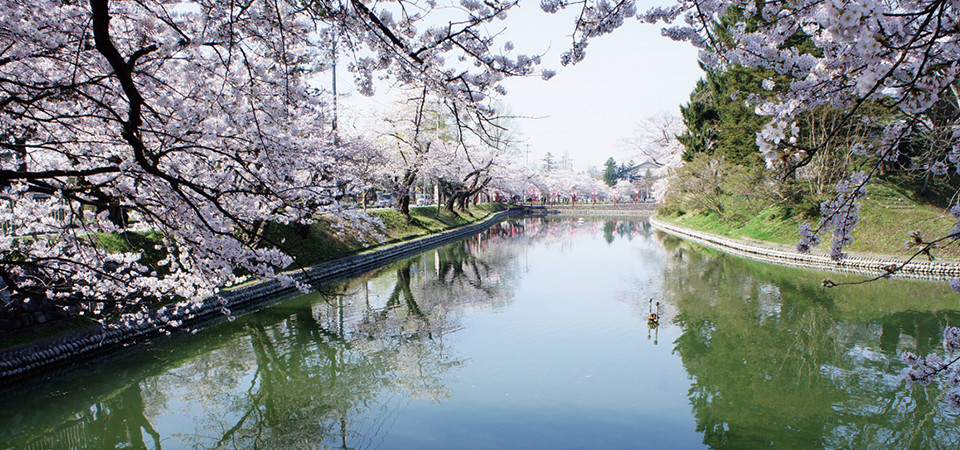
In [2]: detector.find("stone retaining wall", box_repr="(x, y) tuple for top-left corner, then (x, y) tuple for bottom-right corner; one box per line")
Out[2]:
(548, 208), (654, 217)
(650, 216), (960, 281)
(0, 208), (524, 383)
(510, 204), (654, 217)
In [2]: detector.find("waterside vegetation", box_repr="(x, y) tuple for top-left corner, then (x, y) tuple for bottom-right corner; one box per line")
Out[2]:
(658, 180), (960, 261)
(0, 204), (509, 351)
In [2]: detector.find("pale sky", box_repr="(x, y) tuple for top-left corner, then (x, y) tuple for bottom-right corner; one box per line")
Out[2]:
(496, 2), (703, 171)
(338, 1), (704, 171)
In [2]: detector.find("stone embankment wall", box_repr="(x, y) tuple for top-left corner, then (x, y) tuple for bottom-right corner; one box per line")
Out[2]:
(0, 296), (70, 334)
(0, 208), (525, 383)
(651, 216), (960, 280)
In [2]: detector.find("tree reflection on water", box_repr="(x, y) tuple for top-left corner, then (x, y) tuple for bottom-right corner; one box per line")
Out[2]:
(6, 219), (960, 448)
(6, 221), (532, 449)
(659, 235), (960, 448)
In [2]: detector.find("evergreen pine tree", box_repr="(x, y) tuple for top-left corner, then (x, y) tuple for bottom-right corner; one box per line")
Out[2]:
(603, 157), (618, 186)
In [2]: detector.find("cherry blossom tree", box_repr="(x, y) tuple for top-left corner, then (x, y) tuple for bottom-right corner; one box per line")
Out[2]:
(0, 0), (548, 324)
(1, 0), (341, 322)
(624, 112), (687, 169)
(485, 162), (543, 201)
(376, 90), (454, 215)
(531, 168), (609, 204)
(541, 0), (960, 409)
(612, 179), (636, 202)
(433, 143), (498, 211)
(433, 107), (527, 211)
(622, 112), (686, 202)
(546, 0), (959, 258)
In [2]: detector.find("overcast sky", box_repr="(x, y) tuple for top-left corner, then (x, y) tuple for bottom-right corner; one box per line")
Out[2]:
(339, 1), (704, 171)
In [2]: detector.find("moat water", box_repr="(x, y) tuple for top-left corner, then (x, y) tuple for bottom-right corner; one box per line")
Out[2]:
(2, 216), (960, 448)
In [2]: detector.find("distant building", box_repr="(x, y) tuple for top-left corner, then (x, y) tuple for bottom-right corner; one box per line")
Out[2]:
(627, 161), (661, 182)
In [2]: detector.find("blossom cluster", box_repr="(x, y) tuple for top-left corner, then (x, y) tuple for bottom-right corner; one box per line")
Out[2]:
(539, 0), (960, 415)
(796, 172), (867, 260)
(796, 222), (820, 254)
(0, 0), (551, 325)
(756, 120), (801, 168)
(903, 327), (960, 409)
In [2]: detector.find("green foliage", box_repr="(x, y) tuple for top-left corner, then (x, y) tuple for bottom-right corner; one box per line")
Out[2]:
(711, 66), (769, 165)
(664, 155), (771, 222)
(660, 180), (960, 260)
(603, 157), (618, 187)
(677, 65), (769, 167)
(676, 4), (834, 169)
(676, 4), (785, 167)
(677, 78), (720, 161)
(602, 157), (643, 186)
(93, 231), (169, 274)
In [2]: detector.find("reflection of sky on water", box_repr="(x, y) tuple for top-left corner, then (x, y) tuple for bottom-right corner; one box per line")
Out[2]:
(4, 217), (960, 449)
(387, 217), (698, 448)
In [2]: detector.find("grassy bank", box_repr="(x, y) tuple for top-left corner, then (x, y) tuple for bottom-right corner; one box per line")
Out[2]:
(97, 203), (509, 270)
(2, 203), (509, 350)
(658, 183), (960, 261)
(265, 203), (509, 267)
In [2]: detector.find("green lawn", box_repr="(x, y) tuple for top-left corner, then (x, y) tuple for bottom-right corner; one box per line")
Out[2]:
(266, 203), (508, 268)
(370, 203), (508, 242)
(659, 183), (960, 261)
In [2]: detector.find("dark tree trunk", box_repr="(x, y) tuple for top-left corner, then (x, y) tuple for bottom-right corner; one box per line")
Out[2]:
(397, 170), (416, 216)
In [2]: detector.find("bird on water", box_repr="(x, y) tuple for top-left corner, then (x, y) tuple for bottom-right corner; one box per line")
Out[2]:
(647, 299), (660, 324)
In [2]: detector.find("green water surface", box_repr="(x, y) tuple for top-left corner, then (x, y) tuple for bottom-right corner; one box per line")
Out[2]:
(2, 217), (959, 449)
